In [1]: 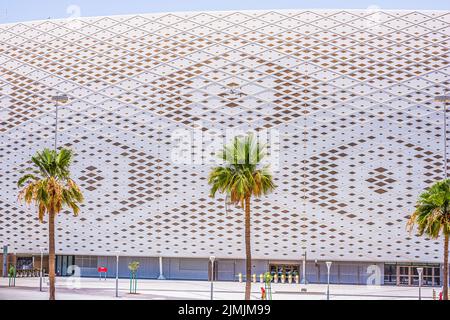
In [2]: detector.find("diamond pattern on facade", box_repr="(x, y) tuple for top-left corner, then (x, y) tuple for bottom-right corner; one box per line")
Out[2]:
(0, 9), (449, 262)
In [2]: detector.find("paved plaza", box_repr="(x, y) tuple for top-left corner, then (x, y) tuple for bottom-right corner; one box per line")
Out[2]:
(0, 277), (439, 300)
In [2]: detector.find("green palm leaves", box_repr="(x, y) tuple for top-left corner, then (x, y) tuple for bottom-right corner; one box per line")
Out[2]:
(407, 179), (450, 238)
(17, 148), (84, 222)
(208, 134), (275, 206)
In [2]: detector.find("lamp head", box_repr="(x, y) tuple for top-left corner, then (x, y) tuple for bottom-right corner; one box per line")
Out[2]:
(209, 256), (215, 262)
(434, 95), (450, 103)
(52, 94), (69, 104)
(326, 261), (332, 270)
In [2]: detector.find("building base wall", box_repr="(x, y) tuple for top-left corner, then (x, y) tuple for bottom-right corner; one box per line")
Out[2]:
(72, 255), (387, 285)
(8, 254), (444, 286)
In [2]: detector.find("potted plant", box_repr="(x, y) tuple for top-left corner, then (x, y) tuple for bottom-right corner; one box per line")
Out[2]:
(264, 272), (273, 283)
(128, 261), (140, 294)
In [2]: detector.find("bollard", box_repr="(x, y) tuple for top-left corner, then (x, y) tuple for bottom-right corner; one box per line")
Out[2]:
(433, 289), (436, 300)
(281, 274), (286, 284)
(238, 273), (242, 283)
(295, 274), (299, 284)
(288, 274), (292, 284)
(259, 274), (264, 283)
(252, 274), (256, 283)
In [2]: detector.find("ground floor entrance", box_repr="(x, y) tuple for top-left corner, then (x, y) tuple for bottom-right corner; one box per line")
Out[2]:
(55, 255), (75, 276)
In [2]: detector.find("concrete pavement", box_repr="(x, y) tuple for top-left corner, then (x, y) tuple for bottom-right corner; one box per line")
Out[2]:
(0, 277), (440, 300)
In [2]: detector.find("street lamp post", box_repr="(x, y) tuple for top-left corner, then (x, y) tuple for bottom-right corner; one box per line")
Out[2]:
(51, 94), (68, 151)
(434, 92), (450, 179)
(114, 251), (120, 298)
(157, 256), (165, 280)
(2, 245), (8, 278)
(39, 247), (45, 292)
(326, 261), (332, 300)
(210, 256), (215, 300)
(435, 92), (450, 293)
(301, 251), (307, 284)
(9, 246), (16, 287)
(417, 267), (423, 300)
(10, 246), (15, 267)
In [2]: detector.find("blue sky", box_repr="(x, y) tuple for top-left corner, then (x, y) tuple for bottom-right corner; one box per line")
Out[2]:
(0, 0), (449, 23)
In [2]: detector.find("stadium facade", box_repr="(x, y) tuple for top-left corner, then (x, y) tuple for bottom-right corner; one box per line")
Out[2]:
(0, 9), (449, 286)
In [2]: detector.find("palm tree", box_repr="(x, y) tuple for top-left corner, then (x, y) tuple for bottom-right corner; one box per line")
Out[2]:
(208, 134), (275, 300)
(17, 148), (83, 300)
(407, 179), (450, 300)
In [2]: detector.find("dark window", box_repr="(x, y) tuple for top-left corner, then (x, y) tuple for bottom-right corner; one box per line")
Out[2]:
(384, 263), (396, 284)
(16, 257), (33, 270)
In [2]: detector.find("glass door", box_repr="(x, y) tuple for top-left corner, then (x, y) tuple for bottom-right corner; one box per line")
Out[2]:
(384, 264), (396, 285)
(398, 266), (410, 285)
(423, 267), (433, 286)
(55, 255), (75, 276)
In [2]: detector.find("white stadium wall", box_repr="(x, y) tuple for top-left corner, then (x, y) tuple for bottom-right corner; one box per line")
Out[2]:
(0, 9), (449, 263)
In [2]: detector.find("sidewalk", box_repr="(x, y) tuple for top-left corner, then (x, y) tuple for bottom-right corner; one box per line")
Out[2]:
(0, 277), (439, 300)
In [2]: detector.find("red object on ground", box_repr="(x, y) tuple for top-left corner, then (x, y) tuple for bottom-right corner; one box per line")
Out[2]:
(439, 292), (443, 300)
(98, 267), (108, 273)
(261, 287), (266, 300)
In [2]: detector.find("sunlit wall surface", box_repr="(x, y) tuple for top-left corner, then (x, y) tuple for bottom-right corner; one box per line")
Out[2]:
(0, 9), (449, 262)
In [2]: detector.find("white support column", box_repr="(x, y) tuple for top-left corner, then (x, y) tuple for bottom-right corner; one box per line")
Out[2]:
(301, 251), (307, 284)
(158, 256), (166, 280)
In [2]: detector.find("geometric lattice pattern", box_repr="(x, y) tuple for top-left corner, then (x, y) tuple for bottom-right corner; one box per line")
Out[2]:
(1, 10), (449, 262)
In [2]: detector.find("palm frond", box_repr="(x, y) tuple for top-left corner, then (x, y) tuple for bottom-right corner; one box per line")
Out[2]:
(408, 179), (450, 239)
(17, 174), (38, 187)
(209, 134), (276, 209)
(17, 148), (83, 222)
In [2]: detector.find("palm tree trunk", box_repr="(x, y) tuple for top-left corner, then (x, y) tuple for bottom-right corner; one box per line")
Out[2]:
(244, 196), (251, 300)
(444, 233), (449, 300)
(48, 210), (56, 300)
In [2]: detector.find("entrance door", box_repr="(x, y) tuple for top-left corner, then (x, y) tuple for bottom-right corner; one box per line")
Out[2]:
(398, 266), (410, 285)
(55, 255), (75, 276)
(384, 263), (396, 285)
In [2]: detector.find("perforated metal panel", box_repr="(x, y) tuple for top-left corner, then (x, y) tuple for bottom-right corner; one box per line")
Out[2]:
(0, 10), (449, 262)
